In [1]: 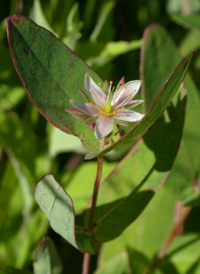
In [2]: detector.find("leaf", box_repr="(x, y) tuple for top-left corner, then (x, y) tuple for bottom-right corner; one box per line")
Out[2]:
(0, 85), (25, 109)
(98, 186), (176, 265)
(128, 249), (150, 274)
(33, 237), (62, 274)
(0, 263), (31, 274)
(89, 85), (187, 243)
(141, 24), (200, 204)
(62, 161), (116, 214)
(34, 174), (97, 253)
(29, 0), (55, 34)
(94, 252), (130, 274)
(76, 40), (142, 69)
(89, 1), (115, 42)
(172, 14), (200, 29)
(85, 51), (194, 160)
(7, 15), (100, 151)
(164, 234), (200, 273)
(48, 124), (85, 157)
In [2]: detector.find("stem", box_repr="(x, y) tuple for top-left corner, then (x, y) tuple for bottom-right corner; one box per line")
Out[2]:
(82, 152), (104, 274)
(82, 253), (91, 274)
(89, 155), (104, 231)
(146, 206), (192, 273)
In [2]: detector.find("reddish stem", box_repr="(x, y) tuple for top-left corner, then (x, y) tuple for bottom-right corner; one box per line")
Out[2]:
(82, 155), (104, 274)
(82, 253), (91, 274)
(145, 206), (192, 273)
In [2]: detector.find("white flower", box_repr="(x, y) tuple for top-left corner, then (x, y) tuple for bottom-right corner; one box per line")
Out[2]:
(65, 73), (144, 139)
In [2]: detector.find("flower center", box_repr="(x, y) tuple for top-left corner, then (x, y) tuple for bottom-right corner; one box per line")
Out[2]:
(104, 96), (112, 114)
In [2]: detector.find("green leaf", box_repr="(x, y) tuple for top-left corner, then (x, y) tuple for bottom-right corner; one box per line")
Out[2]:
(164, 234), (200, 273)
(0, 263), (31, 274)
(98, 186), (176, 265)
(172, 14), (200, 29)
(76, 40), (142, 69)
(62, 161), (116, 214)
(89, 1), (115, 42)
(34, 174), (97, 253)
(7, 15), (100, 151)
(141, 24), (200, 204)
(85, 51), (194, 160)
(33, 237), (62, 274)
(89, 86), (187, 243)
(128, 249), (150, 274)
(48, 124), (85, 157)
(0, 85), (25, 109)
(29, 0), (55, 34)
(94, 252), (130, 274)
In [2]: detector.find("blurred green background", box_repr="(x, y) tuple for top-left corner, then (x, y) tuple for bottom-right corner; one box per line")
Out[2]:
(0, 0), (200, 273)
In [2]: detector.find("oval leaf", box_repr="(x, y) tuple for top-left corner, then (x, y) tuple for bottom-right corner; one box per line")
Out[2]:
(33, 237), (62, 274)
(7, 15), (101, 151)
(34, 174), (97, 253)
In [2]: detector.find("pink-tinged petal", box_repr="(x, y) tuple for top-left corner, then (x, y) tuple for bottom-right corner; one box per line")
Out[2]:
(116, 76), (125, 89)
(65, 108), (89, 121)
(78, 88), (90, 101)
(94, 116), (114, 139)
(115, 119), (128, 127)
(70, 100), (99, 116)
(114, 109), (144, 122)
(126, 99), (145, 108)
(112, 80), (141, 108)
(84, 73), (106, 107)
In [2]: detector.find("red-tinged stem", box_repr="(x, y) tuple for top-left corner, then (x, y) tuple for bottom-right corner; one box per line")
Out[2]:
(82, 153), (104, 274)
(82, 253), (91, 274)
(88, 155), (104, 231)
(145, 206), (192, 273)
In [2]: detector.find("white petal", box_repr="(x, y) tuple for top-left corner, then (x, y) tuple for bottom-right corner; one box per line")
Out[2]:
(65, 108), (89, 121)
(126, 99), (145, 108)
(112, 80), (141, 108)
(115, 119), (128, 127)
(70, 100), (99, 116)
(84, 73), (106, 107)
(114, 109), (144, 122)
(94, 116), (114, 139)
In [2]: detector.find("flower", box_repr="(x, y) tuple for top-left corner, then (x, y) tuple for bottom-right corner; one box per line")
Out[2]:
(65, 73), (144, 139)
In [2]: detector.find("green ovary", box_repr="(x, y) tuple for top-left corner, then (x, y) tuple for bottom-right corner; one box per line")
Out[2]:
(104, 97), (112, 114)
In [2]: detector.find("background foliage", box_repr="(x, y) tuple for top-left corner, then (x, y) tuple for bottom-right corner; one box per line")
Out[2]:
(0, 0), (200, 273)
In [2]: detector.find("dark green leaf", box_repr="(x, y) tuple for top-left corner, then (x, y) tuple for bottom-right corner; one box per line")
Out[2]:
(7, 15), (100, 151)
(141, 24), (200, 204)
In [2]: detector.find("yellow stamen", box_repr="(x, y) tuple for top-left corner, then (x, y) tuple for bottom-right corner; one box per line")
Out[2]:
(102, 108), (104, 111)
(128, 94), (131, 97)
(122, 106), (125, 110)
(98, 82), (101, 86)
(99, 110), (103, 114)
(89, 102), (92, 106)
(113, 111), (116, 115)
(90, 90), (94, 93)
(109, 80), (113, 84)
(124, 86), (126, 89)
